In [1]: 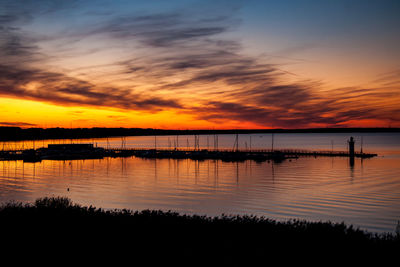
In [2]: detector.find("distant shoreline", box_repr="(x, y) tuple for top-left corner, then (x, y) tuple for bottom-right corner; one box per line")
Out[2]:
(0, 126), (399, 141)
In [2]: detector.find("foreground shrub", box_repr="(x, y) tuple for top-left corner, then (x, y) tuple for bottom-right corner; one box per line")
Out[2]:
(0, 197), (398, 264)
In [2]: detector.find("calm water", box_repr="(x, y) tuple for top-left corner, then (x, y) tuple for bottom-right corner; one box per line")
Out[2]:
(1, 133), (399, 233)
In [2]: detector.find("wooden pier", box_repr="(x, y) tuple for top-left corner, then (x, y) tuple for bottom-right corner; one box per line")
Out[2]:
(110, 148), (377, 161)
(0, 144), (378, 163)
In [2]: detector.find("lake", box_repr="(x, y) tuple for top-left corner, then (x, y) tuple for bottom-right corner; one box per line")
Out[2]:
(1, 132), (399, 233)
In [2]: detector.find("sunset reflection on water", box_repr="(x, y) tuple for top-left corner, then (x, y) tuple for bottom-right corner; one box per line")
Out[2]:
(1, 133), (399, 233)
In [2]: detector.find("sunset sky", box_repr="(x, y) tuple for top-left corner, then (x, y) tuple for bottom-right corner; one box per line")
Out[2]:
(1, 0), (400, 129)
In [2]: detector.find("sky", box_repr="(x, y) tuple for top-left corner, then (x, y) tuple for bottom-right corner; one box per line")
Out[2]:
(1, 0), (400, 129)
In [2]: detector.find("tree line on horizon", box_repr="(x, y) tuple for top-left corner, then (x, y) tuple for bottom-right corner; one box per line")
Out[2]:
(0, 126), (398, 141)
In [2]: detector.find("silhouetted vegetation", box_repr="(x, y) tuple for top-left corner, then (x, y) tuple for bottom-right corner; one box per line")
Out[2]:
(1, 126), (399, 141)
(1, 197), (398, 263)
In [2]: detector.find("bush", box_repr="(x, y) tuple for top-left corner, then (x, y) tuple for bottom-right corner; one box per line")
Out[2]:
(34, 196), (74, 209)
(0, 196), (398, 263)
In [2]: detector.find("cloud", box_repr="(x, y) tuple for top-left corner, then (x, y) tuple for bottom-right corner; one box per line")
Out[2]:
(0, 64), (182, 111)
(0, 121), (37, 127)
(0, 2), (183, 111)
(0, 1), (399, 128)
(190, 101), (338, 128)
(370, 69), (400, 87)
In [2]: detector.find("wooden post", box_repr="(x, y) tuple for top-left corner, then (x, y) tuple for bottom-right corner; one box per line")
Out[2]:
(271, 133), (274, 152)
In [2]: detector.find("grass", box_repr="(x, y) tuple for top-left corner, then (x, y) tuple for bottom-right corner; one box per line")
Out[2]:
(1, 197), (398, 263)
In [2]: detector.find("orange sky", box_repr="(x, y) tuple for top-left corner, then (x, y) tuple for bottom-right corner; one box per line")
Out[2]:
(1, 0), (400, 129)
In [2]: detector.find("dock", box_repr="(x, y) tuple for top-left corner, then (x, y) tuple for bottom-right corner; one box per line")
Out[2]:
(0, 143), (377, 163)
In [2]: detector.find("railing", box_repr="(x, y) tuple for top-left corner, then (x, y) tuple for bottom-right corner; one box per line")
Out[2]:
(0, 147), (375, 157)
(106, 147), (370, 156)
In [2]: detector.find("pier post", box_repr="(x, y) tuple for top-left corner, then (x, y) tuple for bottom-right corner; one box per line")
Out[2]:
(235, 133), (239, 152)
(271, 133), (274, 152)
(360, 136), (363, 154)
(250, 136), (252, 152)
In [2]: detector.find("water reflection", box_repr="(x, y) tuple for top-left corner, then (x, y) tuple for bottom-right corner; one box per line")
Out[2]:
(0, 155), (399, 233)
(349, 157), (355, 182)
(349, 156), (355, 168)
(1, 133), (400, 233)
